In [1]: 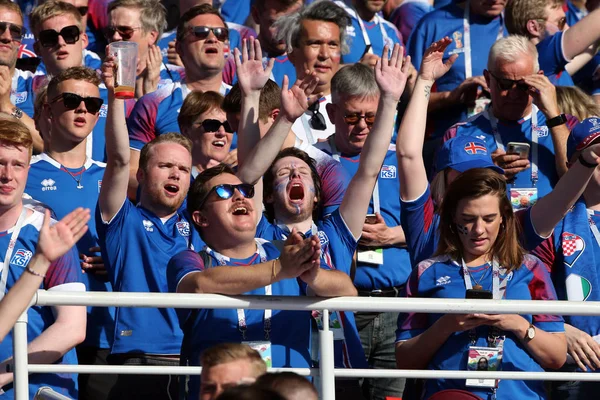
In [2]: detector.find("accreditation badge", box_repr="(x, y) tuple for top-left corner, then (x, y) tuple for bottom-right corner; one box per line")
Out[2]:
(510, 187), (538, 211)
(244, 341), (272, 368)
(465, 345), (503, 388)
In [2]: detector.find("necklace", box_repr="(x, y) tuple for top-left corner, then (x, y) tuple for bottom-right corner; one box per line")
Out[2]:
(63, 166), (85, 189)
(467, 263), (491, 290)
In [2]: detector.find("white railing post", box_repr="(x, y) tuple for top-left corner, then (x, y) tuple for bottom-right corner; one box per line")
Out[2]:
(34, 387), (71, 400)
(13, 310), (29, 400)
(319, 309), (335, 400)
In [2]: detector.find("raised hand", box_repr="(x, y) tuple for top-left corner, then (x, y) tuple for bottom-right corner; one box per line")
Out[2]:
(0, 66), (12, 110)
(280, 72), (320, 123)
(278, 229), (320, 280)
(101, 49), (117, 92)
(420, 37), (458, 82)
(521, 74), (560, 118)
(375, 44), (410, 101)
(142, 44), (162, 95)
(167, 40), (183, 66)
(235, 37), (275, 96)
(37, 208), (90, 263)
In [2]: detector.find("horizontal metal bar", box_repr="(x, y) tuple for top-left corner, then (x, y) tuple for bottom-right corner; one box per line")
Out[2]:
(26, 365), (600, 382)
(34, 291), (600, 316)
(34, 387), (71, 400)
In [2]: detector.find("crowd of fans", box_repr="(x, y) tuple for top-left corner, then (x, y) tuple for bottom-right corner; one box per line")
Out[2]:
(0, 0), (600, 399)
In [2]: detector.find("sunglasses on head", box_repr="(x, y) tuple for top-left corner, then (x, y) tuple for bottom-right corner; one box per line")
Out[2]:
(39, 25), (80, 47)
(488, 70), (529, 92)
(344, 112), (375, 127)
(0, 21), (25, 42)
(103, 25), (141, 40)
(50, 92), (104, 114)
(187, 26), (229, 42)
(196, 119), (232, 133)
(77, 6), (88, 16)
(308, 101), (327, 131)
(199, 183), (255, 209)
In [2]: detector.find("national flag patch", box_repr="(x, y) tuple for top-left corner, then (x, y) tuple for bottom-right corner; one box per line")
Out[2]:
(562, 232), (585, 268)
(10, 249), (33, 267)
(464, 142), (487, 155)
(566, 273), (592, 301)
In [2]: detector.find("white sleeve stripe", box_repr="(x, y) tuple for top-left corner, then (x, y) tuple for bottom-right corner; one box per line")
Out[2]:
(175, 270), (202, 293)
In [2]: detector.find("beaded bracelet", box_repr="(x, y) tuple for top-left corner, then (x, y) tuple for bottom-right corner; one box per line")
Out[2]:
(26, 266), (46, 278)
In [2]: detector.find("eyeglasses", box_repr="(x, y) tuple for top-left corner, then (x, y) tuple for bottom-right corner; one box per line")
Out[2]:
(77, 6), (89, 16)
(308, 101), (327, 131)
(39, 25), (80, 47)
(487, 70), (529, 92)
(103, 25), (142, 40)
(344, 112), (376, 127)
(539, 17), (567, 31)
(198, 183), (255, 209)
(195, 119), (233, 133)
(187, 26), (229, 42)
(0, 21), (25, 42)
(50, 92), (104, 114)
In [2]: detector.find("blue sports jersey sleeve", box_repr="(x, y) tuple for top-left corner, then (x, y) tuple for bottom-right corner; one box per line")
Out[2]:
(167, 249), (205, 294)
(396, 265), (428, 341)
(523, 255), (564, 333)
(44, 245), (83, 289)
(319, 158), (351, 217)
(537, 31), (569, 76)
(401, 184), (439, 265)
(95, 200), (131, 284)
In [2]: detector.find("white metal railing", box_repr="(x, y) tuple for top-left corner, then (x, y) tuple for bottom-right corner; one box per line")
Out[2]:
(10, 291), (600, 400)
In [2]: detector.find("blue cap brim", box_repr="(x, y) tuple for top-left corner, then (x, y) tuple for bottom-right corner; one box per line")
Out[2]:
(449, 159), (505, 175)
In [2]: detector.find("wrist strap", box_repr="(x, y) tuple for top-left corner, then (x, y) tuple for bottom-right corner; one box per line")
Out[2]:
(579, 153), (598, 168)
(26, 266), (46, 278)
(546, 113), (567, 128)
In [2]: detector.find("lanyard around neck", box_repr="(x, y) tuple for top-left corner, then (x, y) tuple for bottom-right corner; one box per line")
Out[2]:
(0, 208), (30, 299)
(463, 1), (505, 80)
(204, 240), (271, 340)
(488, 104), (539, 185)
(354, 8), (389, 53)
(461, 257), (507, 300)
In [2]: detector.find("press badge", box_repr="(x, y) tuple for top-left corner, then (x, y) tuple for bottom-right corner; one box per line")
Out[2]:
(312, 310), (345, 340)
(357, 248), (384, 265)
(467, 98), (491, 118)
(466, 346), (503, 388)
(510, 188), (538, 211)
(244, 341), (272, 368)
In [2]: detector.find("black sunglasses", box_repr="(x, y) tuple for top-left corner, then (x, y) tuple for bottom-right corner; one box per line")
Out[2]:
(50, 92), (104, 114)
(196, 119), (232, 133)
(103, 25), (141, 40)
(199, 183), (255, 209)
(487, 70), (529, 92)
(0, 21), (25, 42)
(344, 112), (375, 127)
(77, 6), (89, 16)
(308, 101), (327, 131)
(187, 26), (229, 42)
(39, 25), (80, 48)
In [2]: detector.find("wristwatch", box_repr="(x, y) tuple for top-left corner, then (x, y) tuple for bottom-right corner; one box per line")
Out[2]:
(10, 107), (23, 119)
(546, 113), (567, 128)
(524, 323), (536, 341)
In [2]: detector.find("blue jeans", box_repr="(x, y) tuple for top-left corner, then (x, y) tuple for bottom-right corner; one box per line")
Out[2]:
(355, 311), (405, 400)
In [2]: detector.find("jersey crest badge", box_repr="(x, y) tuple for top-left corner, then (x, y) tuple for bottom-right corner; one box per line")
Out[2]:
(143, 220), (154, 232)
(176, 221), (190, 237)
(534, 125), (549, 137)
(566, 273), (592, 301)
(11, 249), (33, 267)
(11, 91), (28, 104)
(562, 232), (585, 268)
(380, 165), (396, 179)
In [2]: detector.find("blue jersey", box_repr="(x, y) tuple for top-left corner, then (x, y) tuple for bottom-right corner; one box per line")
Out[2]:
(407, 3), (505, 136)
(0, 207), (83, 400)
(444, 108), (572, 199)
(335, 1), (403, 64)
(537, 31), (575, 87)
(26, 154), (114, 349)
(96, 200), (205, 355)
(11, 69), (35, 118)
(532, 200), (600, 341)
(127, 81), (231, 151)
(255, 211), (367, 368)
(318, 144), (413, 289)
(219, 0), (253, 25)
(389, 0), (434, 43)
(167, 240), (310, 400)
(396, 254), (564, 399)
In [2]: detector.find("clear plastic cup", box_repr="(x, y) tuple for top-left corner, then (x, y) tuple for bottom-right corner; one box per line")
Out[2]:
(108, 41), (138, 99)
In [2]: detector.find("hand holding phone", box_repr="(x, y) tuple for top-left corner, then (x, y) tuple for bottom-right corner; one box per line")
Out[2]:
(506, 142), (530, 159)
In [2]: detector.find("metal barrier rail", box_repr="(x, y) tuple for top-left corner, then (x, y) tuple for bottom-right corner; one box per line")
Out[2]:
(11, 291), (600, 400)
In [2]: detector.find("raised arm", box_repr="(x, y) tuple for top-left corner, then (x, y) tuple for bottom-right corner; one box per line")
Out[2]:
(340, 44), (409, 238)
(563, 8), (600, 60)
(99, 54), (131, 222)
(530, 144), (600, 238)
(396, 38), (458, 201)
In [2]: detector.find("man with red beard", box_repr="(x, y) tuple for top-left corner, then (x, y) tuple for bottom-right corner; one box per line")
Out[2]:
(97, 52), (205, 400)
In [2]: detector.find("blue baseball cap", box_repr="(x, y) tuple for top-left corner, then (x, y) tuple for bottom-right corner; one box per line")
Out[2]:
(567, 117), (600, 160)
(435, 136), (504, 174)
